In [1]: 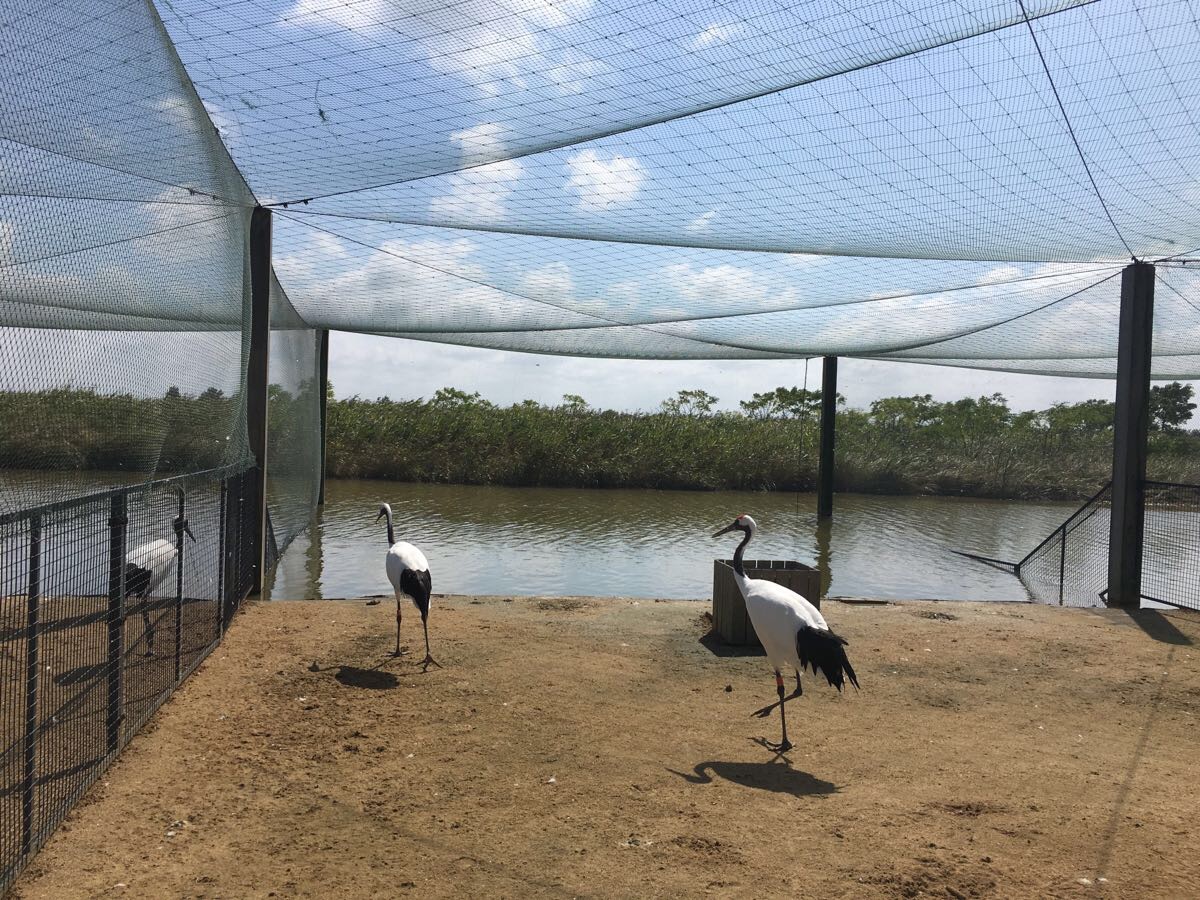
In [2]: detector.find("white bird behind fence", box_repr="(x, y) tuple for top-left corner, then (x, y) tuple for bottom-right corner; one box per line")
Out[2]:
(376, 502), (440, 672)
(713, 514), (858, 753)
(125, 514), (194, 655)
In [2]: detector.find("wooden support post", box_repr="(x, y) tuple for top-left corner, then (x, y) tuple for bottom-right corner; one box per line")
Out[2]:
(318, 328), (329, 506)
(247, 207), (272, 596)
(817, 356), (838, 519)
(1107, 262), (1154, 608)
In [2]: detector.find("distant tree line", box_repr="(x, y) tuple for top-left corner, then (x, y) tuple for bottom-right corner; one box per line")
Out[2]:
(2, 382), (1195, 499)
(323, 383), (1199, 499)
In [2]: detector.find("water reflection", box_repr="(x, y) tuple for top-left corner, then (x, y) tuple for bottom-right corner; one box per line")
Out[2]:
(268, 480), (1079, 602)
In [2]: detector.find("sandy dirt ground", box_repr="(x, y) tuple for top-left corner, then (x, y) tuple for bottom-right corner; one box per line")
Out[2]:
(11, 595), (1200, 899)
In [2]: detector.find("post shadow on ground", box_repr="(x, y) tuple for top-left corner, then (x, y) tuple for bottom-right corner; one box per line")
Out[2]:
(1123, 609), (1194, 646)
(699, 630), (765, 658)
(668, 757), (839, 797)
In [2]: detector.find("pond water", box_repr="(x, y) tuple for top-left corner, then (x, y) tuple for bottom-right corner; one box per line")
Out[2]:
(267, 479), (1081, 602)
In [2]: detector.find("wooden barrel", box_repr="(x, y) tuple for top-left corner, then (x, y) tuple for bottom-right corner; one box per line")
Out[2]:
(711, 559), (821, 647)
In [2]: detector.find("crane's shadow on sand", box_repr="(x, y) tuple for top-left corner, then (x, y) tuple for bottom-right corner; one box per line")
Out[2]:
(329, 664), (400, 690)
(313, 651), (437, 689)
(668, 755), (839, 797)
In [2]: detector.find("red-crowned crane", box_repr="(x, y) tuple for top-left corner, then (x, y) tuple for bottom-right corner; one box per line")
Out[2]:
(125, 516), (195, 655)
(713, 514), (858, 752)
(376, 503), (440, 671)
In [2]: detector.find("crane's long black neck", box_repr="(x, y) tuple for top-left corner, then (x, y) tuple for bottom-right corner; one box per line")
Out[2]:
(732, 526), (752, 577)
(383, 510), (395, 547)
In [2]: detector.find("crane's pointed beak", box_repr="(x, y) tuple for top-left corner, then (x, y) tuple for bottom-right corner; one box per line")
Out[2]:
(712, 522), (738, 538)
(374, 511), (384, 523)
(184, 522), (196, 542)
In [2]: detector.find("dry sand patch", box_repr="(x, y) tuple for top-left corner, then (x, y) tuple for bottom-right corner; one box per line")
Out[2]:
(12, 596), (1200, 899)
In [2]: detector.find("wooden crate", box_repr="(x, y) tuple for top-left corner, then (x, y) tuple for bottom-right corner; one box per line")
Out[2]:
(711, 559), (821, 647)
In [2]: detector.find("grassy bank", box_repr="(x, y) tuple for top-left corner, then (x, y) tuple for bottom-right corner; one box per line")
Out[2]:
(4, 387), (1197, 500)
(327, 388), (1200, 500)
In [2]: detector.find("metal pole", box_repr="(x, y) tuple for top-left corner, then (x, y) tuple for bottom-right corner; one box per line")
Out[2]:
(173, 491), (186, 682)
(817, 356), (838, 519)
(106, 497), (127, 756)
(248, 206), (272, 595)
(1107, 262), (1154, 608)
(318, 328), (329, 506)
(217, 477), (227, 640)
(22, 515), (41, 856)
(1058, 528), (1066, 606)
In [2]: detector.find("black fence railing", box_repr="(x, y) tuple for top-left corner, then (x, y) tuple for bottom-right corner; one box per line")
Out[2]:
(0, 464), (257, 891)
(1016, 483), (1113, 607)
(1142, 481), (1200, 611)
(1011, 480), (1200, 610)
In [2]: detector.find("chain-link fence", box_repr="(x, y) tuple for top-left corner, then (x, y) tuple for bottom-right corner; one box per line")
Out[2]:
(1016, 484), (1112, 607)
(1142, 482), (1200, 611)
(0, 465), (255, 891)
(1016, 481), (1200, 610)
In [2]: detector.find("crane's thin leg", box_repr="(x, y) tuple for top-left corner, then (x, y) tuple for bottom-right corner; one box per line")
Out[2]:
(419, 615), (441, 672)
(141, 600), (155, 657)
(392, 599), (404, 657)
(751, 671), (802, 718)
(762, 671), (793, 753)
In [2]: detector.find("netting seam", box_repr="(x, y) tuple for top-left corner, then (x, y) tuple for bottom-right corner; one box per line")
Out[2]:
(281, 207), (1125, 264)
(1016, 0), (1135, 260)
(0, 133), (246, 206)
(0, 212), (235, 272)
(279, 212), (1121, 333)
(877, 269), (1121, 354)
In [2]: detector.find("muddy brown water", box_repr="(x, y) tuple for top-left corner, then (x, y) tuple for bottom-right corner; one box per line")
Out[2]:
(268, 479), (1086, 601)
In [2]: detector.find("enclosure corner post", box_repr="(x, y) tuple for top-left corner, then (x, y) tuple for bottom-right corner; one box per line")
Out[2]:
(817, 356), (838, 519)
(248, 206), (273, 596)
(1107, 262), (1154, 608)
(318, 328), (329, 506)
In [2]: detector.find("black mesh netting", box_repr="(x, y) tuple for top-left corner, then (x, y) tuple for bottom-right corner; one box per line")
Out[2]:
(265, 274), (322, 564)
(2, 0), (1200, 374)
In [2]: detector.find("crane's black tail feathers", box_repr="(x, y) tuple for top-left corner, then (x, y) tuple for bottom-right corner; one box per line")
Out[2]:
(796, 624), (860, 692)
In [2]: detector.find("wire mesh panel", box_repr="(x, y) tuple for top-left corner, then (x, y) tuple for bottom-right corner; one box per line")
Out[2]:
(265, 275), (323, 569)
(1143, 482), (1200, 611)
(1017, 485), (1111, 607)
(0, 466), (254, 891)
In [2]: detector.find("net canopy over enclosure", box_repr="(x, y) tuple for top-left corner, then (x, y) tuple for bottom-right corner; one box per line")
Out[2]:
(5, 0), (1200, 474)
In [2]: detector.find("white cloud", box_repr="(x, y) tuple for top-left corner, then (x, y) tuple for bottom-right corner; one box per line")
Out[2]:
(565, 149), (645, 211)
(686, 210), (718, 232)
(518, 261), (574, 299)
(283, 0), (599, 95)
(690, 23), (743, 51)
(428, 124), (524, 222)
(428, 160), (524, 222)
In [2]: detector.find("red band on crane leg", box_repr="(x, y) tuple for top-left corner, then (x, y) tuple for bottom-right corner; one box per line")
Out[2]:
(775, 673), (785, 689)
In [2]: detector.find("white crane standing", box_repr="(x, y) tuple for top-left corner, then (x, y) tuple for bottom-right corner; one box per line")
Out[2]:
(713, 514), (858, 752)
(125, 516), (195, 655)
(376, 503), (439, 672)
